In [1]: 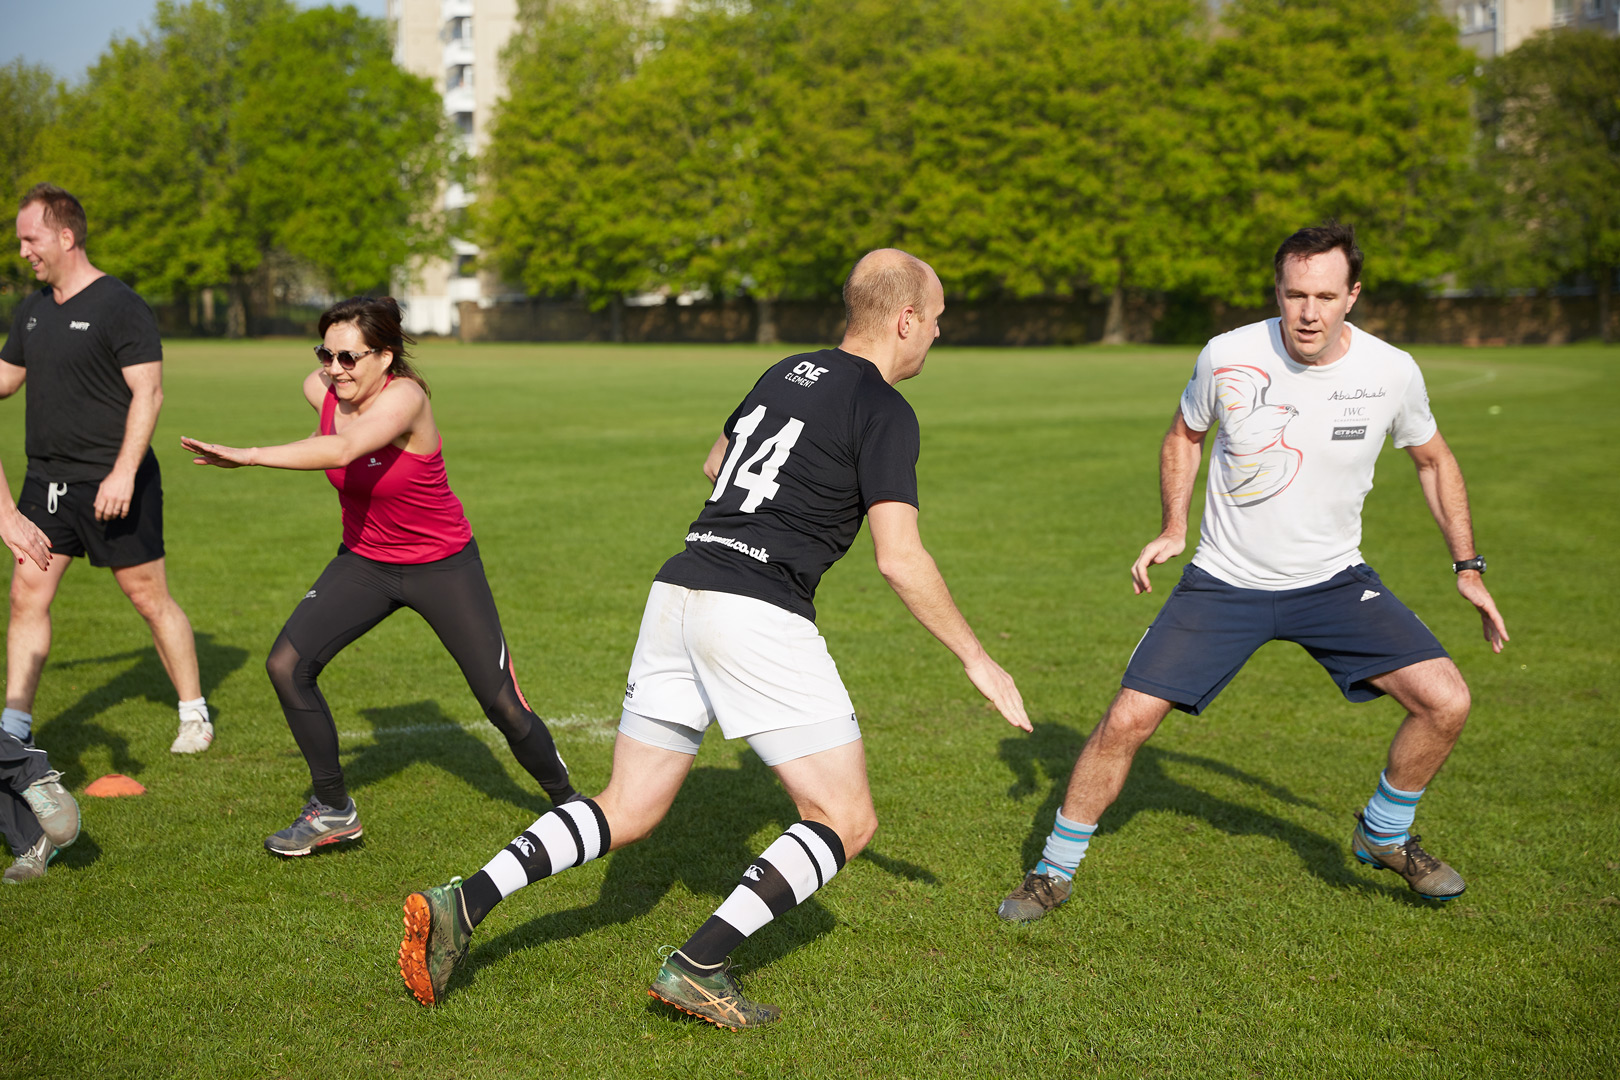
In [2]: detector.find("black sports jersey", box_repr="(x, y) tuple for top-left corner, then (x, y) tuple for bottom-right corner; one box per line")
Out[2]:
(655, 348), (921, 621)
(0, 277), (162, 483)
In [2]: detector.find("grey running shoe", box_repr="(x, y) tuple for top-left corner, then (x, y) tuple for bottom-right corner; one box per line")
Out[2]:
(21, 770), (80, 848)
(997, 870), (1073, 922)
(264, 797), (362, 856)
(399, 877), (471, 1007)
(3, 832), (56, 884)
(649, 951), (782, 1030)
(1352, 811), (1466, 900)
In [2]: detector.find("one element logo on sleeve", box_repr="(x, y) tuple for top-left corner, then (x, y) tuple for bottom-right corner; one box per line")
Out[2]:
(25, 317), (36, 331)
(786, 361), (829, 387)
(1210, 365), (1301, 507)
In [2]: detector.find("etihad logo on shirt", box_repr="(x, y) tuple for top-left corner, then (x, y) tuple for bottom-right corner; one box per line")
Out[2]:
(69, 321), (90, 331)
(1327, 387), (1385, 401)
(1332, 425), (1369, 441)
(785, 360), (829, 388)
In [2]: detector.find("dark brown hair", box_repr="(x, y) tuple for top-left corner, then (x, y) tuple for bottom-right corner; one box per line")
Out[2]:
(1274, 222), (1363, 288)
(19, 183), (88, 251)
(317, 296), (430, 396)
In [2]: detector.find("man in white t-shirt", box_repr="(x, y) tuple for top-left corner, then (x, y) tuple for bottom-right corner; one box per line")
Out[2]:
(999, 224), (1508, 920)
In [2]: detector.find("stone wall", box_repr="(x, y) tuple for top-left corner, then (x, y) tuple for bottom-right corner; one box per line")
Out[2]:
(447, 291), (1616, 347)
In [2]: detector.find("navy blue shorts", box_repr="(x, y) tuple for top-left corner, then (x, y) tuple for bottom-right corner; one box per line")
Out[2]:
(1121, 563), (1449, 715)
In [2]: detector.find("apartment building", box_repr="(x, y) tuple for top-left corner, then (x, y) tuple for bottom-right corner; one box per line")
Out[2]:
(1442, 0), (1617, 58)
(388, 0), (520, 335)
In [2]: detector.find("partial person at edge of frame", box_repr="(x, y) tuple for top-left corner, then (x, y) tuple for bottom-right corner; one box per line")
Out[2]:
(397, 248), (1031, 1029)
(182, 295), (578, 857)
(998, 222), (1508, 924)
(0, 182), (212, 757)
(0, 448), (80, 884)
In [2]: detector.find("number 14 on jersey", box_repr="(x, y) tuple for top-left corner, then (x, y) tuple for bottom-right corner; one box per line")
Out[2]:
(709, 404), (805, 513)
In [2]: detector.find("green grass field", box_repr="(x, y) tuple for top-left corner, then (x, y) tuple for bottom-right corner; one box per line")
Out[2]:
(0, 339), (1615, 1078)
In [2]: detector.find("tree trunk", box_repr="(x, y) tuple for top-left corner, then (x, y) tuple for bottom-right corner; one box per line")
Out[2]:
(200, 287), (216, 333)
(755, 296), (778, 345)
(226, 277), (250, 339)
(1100, 283), (1127, 344)
(609, 294), (625, 343)
(1600, 263), (1613, 345)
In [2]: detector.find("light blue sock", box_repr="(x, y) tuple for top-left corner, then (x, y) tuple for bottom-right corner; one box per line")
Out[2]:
(1034, 809), (1096, 881)
(1, 708), (31, 742)
(1361, 770), (1424, 845)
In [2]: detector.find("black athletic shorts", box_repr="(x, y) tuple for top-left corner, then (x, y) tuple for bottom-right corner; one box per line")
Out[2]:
(1122, 562), (1450, 715)
(18, 453), (166, 568)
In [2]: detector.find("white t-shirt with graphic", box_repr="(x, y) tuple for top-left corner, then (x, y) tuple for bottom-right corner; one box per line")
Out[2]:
(1179, 319), (1436, 591)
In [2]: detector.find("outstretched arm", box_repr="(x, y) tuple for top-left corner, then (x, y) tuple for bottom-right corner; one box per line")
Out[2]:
(868, 500), (1031, 732)
(183, 376), (424, 471)
(1407, 430), (1509, 652)
(1130, 407), (1207, 594)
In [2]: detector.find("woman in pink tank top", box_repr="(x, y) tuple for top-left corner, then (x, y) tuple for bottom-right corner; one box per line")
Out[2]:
(183, 297), (575, 857)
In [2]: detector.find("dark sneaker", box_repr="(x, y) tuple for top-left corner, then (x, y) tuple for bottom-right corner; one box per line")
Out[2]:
(3, 832), (57, 884)
(399, 877), (471, 1007)
(1352, 811), (1466, 900)
(997, 870), (1073, 922)
(648, 951), (781, 1030)
(21, 770), (79, 849)
(263, 797), (362, 856)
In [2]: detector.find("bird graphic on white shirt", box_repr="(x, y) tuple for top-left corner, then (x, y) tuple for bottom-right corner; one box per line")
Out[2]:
(1210, 364), (1302, 506)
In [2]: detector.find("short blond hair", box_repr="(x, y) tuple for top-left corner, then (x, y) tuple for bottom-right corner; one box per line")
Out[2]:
(842, 249), (930, 338)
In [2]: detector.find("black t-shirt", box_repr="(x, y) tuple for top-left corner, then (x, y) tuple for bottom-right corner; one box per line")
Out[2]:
(655, 348), (921, 621)
(0, 277), (163, 483)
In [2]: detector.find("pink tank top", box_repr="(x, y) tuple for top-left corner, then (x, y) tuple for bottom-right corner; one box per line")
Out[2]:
(321, 385), (472, 564)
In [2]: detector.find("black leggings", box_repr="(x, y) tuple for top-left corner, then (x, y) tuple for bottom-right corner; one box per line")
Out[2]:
(266, 540), (574, 808)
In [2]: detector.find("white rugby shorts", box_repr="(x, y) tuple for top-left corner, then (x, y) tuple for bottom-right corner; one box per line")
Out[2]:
(620, 581), (857, 740)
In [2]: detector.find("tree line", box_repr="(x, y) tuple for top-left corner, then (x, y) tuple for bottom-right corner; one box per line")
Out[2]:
(2, 0), (1616, 339)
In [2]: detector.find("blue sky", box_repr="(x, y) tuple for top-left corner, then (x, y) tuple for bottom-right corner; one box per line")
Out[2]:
(3, 0), (391, 82)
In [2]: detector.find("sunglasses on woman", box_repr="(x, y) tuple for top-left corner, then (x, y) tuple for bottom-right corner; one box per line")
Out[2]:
(314, 345), (383, 370)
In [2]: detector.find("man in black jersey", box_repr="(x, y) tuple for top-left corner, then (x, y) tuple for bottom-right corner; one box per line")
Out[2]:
(400, 249), (1031, 1028)
(0, 184), (211, 756)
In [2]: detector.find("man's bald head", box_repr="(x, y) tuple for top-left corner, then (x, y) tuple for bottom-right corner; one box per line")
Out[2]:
(842, 249), (933, 339)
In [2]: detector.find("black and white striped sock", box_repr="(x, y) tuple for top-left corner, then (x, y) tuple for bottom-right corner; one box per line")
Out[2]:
(675, 820), (847, 970)
(457, 798), (610, 930)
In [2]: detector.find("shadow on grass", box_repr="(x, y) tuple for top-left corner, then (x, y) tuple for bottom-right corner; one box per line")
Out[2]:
(1000, 721), (1421, 904)
(36, 632), (249, 786)
(465, 752), (924, 995)
(342, 700), (554, 816)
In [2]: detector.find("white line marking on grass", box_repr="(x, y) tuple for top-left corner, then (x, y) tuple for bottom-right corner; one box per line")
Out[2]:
(337, 714), (618, 743)
(1433, 370), (1497, 394)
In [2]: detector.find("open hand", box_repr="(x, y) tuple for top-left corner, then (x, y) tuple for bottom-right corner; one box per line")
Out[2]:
(181, 437), (252, 469)
(1457, 572), (1509, 653)
(964, 654), (1032, 732)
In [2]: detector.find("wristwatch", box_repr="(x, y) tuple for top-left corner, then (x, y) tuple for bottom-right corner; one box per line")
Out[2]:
(1452, 556), (1487, 574)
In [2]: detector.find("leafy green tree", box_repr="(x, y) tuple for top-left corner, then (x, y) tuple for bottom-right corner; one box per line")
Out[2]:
(0, 60), (62, 305)
(1471, 30), (1620, 341)
(34, 0), (450, 334)
(1201, 0), (1478, 301)
(903, 0), (1215, 340)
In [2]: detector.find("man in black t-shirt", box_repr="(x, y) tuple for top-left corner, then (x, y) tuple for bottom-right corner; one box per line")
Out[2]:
(0, 184), (211, 757)
(399, 250), (1031, 1028)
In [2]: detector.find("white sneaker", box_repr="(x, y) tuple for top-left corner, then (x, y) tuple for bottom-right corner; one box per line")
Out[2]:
(171, 705), (214, 754)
